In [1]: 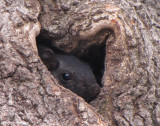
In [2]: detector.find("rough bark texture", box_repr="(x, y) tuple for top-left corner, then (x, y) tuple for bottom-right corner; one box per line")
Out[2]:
(0, 0), (160, 126)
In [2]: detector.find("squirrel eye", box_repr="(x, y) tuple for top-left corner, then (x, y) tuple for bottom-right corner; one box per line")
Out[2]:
(61, 72), (72, 82)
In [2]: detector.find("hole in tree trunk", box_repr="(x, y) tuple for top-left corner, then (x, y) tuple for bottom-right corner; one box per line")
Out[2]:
(36, 29), (110, 102)
(36, 33), (106, 87)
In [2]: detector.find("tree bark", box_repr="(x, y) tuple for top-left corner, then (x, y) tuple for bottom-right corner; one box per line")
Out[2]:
(0, 0), (160, 126)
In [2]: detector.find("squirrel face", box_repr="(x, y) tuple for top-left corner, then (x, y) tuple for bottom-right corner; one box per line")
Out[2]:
(38, 45), (100, 102)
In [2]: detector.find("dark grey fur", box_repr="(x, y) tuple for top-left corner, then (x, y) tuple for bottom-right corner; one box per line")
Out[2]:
(38, 45), (100, 102)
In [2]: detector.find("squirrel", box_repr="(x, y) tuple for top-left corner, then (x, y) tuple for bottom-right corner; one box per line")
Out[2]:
(38, 45), (100, 102)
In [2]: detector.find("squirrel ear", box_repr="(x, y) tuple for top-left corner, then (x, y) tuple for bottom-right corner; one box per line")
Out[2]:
(39, 47), (58, 71)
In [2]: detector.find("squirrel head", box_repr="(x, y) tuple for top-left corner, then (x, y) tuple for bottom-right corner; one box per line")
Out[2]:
(38, 45), (100, 102)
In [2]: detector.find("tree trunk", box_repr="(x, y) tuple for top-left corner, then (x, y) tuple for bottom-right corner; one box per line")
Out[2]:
(0, 0), (160, 126)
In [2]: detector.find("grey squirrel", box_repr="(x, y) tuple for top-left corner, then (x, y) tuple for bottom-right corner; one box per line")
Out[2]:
(38, 45), (100, 102)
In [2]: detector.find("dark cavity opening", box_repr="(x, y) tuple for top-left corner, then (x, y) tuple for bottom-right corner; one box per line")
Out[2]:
(36, 32), (106, 87)
(78, 43), (106, 87)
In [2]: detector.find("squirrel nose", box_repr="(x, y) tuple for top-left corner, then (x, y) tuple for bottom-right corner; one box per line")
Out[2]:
(85, 83), (100, 102)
